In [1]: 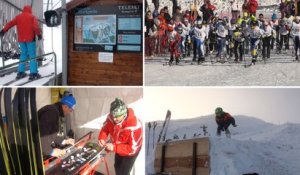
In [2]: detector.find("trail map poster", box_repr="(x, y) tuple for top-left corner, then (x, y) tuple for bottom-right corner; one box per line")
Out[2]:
(73, 4), (142, 52)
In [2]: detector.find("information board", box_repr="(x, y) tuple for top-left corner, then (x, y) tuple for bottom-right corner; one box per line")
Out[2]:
(74, 4), (142, 52)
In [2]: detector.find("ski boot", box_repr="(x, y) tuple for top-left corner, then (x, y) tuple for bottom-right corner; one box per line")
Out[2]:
(169, 56), (174, 66)
(16, 72), (27, 79)
(192, 56), (197, 62)
(296, 55), (299, 61)
(251, 58), (256, 65)
(29, 73), (41, 80)
(225, 129), (231, 138)
(216, 130), (221, 136)
(175, 58), (179, 65)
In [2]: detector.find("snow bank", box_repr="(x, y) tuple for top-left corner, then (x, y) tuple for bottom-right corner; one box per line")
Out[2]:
(146, 115), (300, 175)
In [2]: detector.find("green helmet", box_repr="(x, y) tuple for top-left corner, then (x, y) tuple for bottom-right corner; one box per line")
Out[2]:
(110, 98), (127, 118)
(215, 107), (224, 116)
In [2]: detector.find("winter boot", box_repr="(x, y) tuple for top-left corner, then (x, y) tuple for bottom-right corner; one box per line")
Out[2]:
(251, 58), (256, 65)
(225, 129), (231, 138)
(175, 58), (179, 65)
(16, 72), (27, 79)
(29, 73), (41, 80)
(169, 56), (174, 65)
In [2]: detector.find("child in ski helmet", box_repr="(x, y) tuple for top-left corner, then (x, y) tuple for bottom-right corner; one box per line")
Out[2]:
(215, 107), (237, 137)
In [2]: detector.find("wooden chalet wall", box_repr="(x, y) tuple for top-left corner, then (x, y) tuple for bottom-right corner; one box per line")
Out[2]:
(67, 0), (143, 85)
(155, 138), (210, 175)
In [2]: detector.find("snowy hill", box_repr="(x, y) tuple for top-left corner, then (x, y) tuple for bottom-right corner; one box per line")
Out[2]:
(146, 115), (300, 175)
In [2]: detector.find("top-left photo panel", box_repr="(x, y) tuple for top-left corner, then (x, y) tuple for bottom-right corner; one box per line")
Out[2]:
(0, 0), (143, 86)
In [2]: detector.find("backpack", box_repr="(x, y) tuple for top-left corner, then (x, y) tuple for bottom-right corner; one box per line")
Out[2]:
(248, 0), (258, 13)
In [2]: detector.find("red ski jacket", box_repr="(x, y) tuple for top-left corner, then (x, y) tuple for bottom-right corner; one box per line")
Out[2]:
(247, 0), (258, 14)
(215, 112), (233, 125)
(98, 108), (143, 157)
(3, 5), (41, 42)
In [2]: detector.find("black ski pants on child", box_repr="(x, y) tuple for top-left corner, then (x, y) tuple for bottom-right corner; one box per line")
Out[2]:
(217, 117), (236, 134)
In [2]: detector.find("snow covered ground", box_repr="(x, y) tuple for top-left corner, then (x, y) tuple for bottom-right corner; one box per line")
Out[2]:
(146, 115), (300, 175)
(145, 52), (300, 86)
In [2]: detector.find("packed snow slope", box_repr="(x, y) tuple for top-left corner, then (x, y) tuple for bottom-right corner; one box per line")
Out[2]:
(145, 54), (300, 86)
(146, 115), (300, 175)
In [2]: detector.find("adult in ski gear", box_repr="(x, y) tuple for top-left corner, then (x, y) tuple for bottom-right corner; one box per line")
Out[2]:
(291, 16), (300, 60)
(191, 20), (206, 63)
(216, 18), (228, 61)
(98, 98), (142, 175)
(247, 0), (258, 17)
(215, 107), (237, 136)
(279, 0), (287, 19)
(0, 5), (42, 80)
(249, 20), (262, 64)
(200, 0), (215, 23)
(278, 18), (290, 52)
(37, 95), (76, 159)
(262, 21), (273, 59)
(233, 25), (245, 62)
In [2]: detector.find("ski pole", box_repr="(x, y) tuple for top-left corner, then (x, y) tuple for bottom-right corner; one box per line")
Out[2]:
(152, 121), (157, 149)
(147, 122), (151, 155)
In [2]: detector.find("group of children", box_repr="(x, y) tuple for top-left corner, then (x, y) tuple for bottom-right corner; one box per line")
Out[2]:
(145, 7), (300, 65)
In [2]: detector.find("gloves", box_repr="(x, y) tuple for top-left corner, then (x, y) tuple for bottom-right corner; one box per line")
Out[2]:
(0, 30), (4, 37)
(62, 138), (75, 145)
(105, 143), (114, 151)
(38, 34), (42, 40)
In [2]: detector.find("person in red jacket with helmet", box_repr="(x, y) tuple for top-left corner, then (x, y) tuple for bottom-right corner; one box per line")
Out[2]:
(98, 98), (143, 175)
(215, 107), (237, 138)
(0, 5), (42, 80)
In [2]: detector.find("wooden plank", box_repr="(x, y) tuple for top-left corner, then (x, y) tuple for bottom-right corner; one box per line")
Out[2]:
(154, 138), (210, 175)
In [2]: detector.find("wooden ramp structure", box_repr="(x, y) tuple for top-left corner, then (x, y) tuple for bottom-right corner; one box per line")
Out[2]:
(155, 137), (210, 175)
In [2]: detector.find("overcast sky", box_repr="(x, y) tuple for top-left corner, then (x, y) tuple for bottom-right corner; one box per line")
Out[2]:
(144, 87), (300, 124)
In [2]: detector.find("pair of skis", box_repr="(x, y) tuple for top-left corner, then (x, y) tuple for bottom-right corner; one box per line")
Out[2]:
(157, 110), (171, 143)
(3, 72), (54, 86)
(0, 88), (44, 175)
(146, 121), (157, 155)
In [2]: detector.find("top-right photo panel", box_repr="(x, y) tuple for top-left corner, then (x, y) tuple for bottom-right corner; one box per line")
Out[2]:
(145, 0), (300, 86)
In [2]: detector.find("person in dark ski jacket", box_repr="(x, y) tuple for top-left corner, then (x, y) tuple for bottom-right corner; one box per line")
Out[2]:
(0, 5), (42, 80)
(98, 98), (143, 175)
(38, 95), (76, 159)
(215, 107), (237, 136)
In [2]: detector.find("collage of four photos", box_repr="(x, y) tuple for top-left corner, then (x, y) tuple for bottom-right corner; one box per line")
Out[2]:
(1, 0), (300, 175)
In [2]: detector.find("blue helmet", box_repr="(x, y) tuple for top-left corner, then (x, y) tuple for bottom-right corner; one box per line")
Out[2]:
(61, 96), (76, 110)
(271, 13), (277, 20)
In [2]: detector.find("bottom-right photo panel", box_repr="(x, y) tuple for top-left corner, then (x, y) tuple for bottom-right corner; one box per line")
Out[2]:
(144, 87), (300, 175)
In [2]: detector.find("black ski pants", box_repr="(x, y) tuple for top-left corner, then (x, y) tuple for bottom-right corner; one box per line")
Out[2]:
(279, 34), (289, 50)
(262, 36), (271, 59)
(234, 41), (244, 61)
(217, 117), (236, 134)
(114, 152), (139, 175)
(294, 36), (300, 56)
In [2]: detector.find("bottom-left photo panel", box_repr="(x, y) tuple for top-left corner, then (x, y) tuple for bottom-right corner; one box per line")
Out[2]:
(0, 87), (144, 175)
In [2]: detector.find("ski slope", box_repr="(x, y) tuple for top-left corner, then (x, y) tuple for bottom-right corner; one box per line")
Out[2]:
(145, 54), (300, 86)
(146, 115), (300, 175)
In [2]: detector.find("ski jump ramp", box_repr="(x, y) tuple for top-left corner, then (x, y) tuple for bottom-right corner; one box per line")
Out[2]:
(154, 137), (210, 175)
